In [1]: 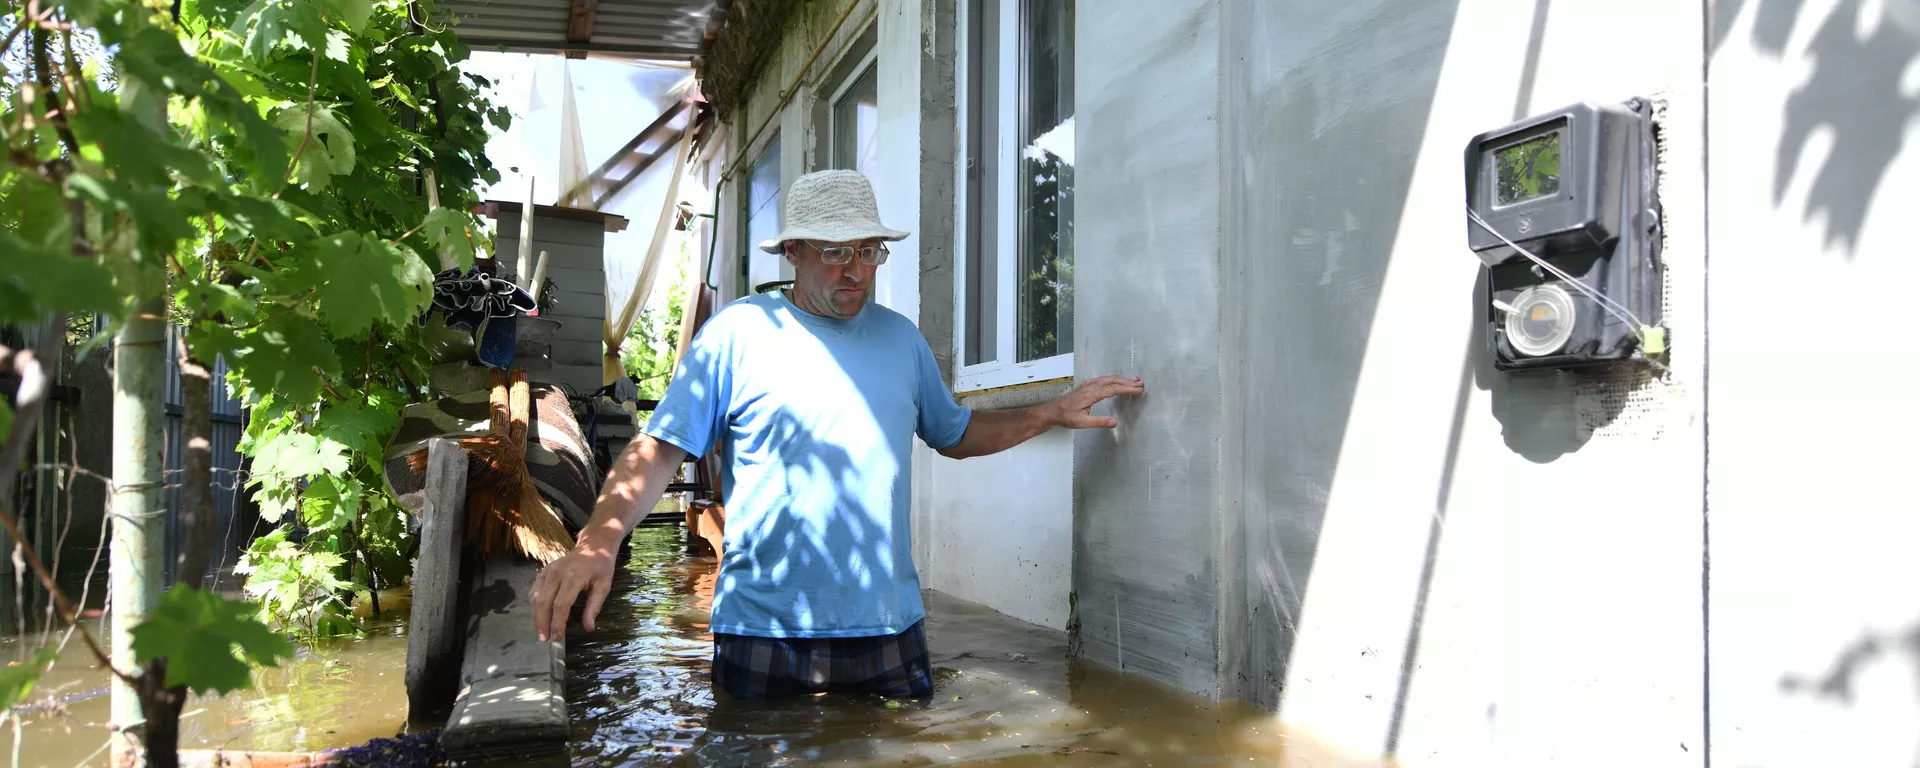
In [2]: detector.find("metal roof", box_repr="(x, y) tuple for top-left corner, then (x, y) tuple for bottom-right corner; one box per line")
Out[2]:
(439, 0), (720, 60)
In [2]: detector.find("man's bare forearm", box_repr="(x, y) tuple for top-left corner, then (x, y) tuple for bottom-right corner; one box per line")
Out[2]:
(576, 434), (687, 555)
(938, 405), (1059, 460)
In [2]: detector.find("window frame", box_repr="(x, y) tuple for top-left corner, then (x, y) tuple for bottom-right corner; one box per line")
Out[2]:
(827, 47), (881, 175)
(953, 0), (1075, 394)
(741, 132), (784, 295)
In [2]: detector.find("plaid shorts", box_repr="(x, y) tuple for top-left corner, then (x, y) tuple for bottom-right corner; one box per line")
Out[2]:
(711, 621), (933, 700)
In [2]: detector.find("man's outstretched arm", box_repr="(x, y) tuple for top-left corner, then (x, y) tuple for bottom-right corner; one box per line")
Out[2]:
(531, 433), (688, 641)
(937, 375), (1145, 460)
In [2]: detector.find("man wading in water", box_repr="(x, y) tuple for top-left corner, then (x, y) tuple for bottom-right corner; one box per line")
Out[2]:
(530, 170), (1144, 700)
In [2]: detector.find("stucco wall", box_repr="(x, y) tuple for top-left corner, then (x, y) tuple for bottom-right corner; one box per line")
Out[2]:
(1706, 1), (1920, 766)
(1073, 0), (1710, 764)
(1071, 0), (1226, 694)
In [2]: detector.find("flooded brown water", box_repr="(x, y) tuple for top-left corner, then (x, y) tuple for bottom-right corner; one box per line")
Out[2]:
(4, 527), (1390, 767)
(0, 612), (414, 765)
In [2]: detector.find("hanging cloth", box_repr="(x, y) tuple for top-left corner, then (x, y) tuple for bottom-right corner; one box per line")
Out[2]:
(602, 121), (695, 387)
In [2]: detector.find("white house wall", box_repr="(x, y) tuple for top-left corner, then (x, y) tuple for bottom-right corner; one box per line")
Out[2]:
(1074, 0), (1711, 765)
(1706, 1), (1920, 766)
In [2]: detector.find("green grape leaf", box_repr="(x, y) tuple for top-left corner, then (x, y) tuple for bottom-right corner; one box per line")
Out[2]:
(129, 585), (293, 695)
(3, 174), (74, 254)
(0, 646), (60, 711)
(308, 232), (434, 335)
(235, 0), (329, 61)
(254, 490), (294, 524)
(274, 106), (356, 189)
(0, 234), (122, 324)
(112, 26), (288, 183)
(65, 169), (200, 259)
(315, 402), (400, 456)
(420, 207), (477, 270)
(324, 30), (352, 63)
(233, 314), (338, 406)
(67, 106), (223, 188)
(195, 192), (318, 243)
(251, 430), (350, 483)
(183, 322), (245, 373)
(330, 0), (375, 35)
(388, 80), (422, 111)
(299, 476), (362, 533)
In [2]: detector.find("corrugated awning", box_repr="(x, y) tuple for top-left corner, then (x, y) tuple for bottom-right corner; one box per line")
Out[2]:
(440, 0), (720, 60)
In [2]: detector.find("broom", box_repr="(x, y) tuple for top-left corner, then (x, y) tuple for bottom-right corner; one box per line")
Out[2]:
(408, 368), (573, 563)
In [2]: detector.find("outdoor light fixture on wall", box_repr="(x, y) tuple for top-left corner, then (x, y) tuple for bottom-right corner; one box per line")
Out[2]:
(1464, 99), (1667, 371)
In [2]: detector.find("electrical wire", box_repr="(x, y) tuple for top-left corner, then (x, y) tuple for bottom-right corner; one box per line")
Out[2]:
(1466, 207), (1651, 335)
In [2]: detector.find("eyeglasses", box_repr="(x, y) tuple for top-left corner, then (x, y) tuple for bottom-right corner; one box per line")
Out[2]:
(808, 241), (890, 266)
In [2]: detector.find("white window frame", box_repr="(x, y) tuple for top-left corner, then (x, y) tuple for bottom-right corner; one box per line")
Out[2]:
(742, 132), (784, 294)
(827, 47), (880, 174)
(952, 0), (1074, 394)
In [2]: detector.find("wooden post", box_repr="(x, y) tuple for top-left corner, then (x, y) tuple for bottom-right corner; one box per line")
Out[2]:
(440, 552), (570, 761)
(405, 438), (467, 726)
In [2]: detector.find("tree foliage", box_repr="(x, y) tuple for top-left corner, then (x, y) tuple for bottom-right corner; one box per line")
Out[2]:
(129, 584), (295, 695)
(0, 0), (509, 730)
(621, 239), (692, 400)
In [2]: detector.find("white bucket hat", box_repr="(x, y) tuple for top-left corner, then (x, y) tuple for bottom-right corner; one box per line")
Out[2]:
(756, 169), (910, 254)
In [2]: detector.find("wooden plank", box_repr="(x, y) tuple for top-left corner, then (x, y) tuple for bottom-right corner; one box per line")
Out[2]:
(566, 0), (598, 41)
(545, 291), (607, 322)
(487, 213), (620, 249)
(595, 130), (683, 209)
(405, 439), (468, 726)
(439, 553), (569, 761)
(550, 314), (605, 343)
(479, 201), (629, 233)
(544, 266), (605, 295)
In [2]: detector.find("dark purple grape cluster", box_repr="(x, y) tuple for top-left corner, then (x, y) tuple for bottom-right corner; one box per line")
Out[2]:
(330, 730), (445, 767)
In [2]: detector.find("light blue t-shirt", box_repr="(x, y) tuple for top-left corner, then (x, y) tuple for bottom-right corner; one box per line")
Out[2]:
(642, 292), (973, 638)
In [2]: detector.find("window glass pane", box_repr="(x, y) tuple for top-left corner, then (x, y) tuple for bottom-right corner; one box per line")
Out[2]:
(1016, 0), (1073, 363)
(832, 64), (880, 177)
(744, 137), (782, 291)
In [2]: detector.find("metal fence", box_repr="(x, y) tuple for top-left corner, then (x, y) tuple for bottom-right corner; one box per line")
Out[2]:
(1, 320), (254, 618)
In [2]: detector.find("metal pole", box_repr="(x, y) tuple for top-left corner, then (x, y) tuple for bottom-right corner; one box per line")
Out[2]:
(110, 298), (166, 756)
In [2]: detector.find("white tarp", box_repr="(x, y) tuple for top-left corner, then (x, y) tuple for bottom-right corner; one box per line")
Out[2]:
(460, 53), (711, 369)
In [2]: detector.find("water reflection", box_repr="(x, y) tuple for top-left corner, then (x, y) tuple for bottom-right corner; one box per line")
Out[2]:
(5, 527), (1395, 767)
(568, 528), (1395, 768)
(0, 615), (412, 765)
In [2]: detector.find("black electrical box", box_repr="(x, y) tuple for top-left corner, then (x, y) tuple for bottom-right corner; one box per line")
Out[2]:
(1464, 99), (1664, 370)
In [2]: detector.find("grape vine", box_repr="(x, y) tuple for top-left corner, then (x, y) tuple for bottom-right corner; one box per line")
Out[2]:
(0, 0), (509, 761)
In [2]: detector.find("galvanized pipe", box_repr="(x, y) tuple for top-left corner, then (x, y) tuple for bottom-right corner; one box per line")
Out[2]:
(109, 299), (167, 752)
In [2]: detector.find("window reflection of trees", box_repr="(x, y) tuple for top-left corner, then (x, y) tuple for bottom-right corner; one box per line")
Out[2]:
(1016, 0), (1074, 364)
(1019, 148), (1072, 362)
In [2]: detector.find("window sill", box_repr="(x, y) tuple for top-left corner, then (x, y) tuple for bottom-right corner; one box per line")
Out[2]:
(956, 377), (1073, 411)
(954, 354), (1073, 394)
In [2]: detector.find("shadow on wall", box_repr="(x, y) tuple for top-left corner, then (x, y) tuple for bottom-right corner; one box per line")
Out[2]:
(1777, 619), (1920, 766)
(1217, 0), (1467, 708)
(1714, 1), (1920, 758)
(1714, 0), (1920, 254)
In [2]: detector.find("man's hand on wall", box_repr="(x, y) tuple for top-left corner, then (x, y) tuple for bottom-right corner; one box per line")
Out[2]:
(1044, 375), (1146, 429)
